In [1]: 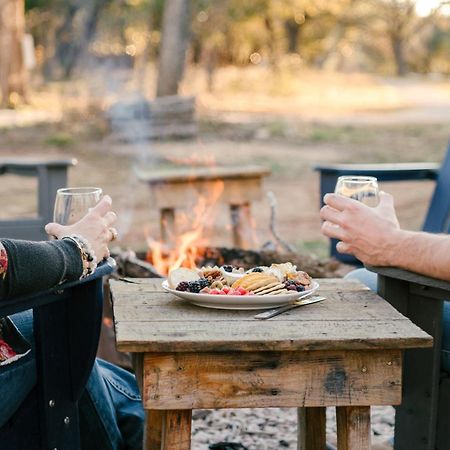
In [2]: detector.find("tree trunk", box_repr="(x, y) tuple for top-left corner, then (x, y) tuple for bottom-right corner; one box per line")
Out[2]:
(284, 19), (300, 54)
(0, 0), (27, 107)
(391, 36), (408, 76)
(156, 0), (192, 97)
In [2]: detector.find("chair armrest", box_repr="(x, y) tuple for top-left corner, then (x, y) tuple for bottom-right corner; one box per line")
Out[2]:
(367, 265), (450, 296)
(0, 158), (77, 177)
(314, 162), (440, 182)
(0, 258), (116, 319)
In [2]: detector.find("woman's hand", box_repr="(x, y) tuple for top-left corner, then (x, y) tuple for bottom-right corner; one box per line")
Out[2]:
(45, 195), (117, 260)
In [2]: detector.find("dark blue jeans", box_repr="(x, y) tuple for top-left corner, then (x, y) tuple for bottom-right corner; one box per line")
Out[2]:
(346, 268), (450, 372)
(0, 310), (144, 450)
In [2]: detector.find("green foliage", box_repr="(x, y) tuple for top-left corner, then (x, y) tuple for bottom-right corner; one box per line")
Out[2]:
(24, 0), (450, 77)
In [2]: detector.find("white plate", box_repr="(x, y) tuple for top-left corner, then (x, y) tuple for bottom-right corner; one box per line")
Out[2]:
(162, 280), (320, 310)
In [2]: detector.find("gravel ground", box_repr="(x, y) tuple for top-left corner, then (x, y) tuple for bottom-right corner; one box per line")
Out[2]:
(192, 407), (394, 449)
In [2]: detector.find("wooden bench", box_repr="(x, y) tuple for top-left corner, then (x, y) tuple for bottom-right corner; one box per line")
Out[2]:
(137, 165), (271, 248)
(0, 158), (76, 240)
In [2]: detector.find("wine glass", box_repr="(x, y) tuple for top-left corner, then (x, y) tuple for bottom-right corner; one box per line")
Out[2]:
(335, 176), (379, 207)
(53, 187), (102, 225)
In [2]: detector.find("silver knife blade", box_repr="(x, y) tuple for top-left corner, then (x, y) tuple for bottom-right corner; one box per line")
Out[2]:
(253, 296), (326, 320)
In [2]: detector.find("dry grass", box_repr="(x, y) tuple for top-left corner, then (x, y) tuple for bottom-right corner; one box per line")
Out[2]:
(0, 68), (449, 255)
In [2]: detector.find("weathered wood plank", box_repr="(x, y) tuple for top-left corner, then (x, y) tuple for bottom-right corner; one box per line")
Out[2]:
(161, 410), (192, 450)
(368, 266), (450, 292)
(141, 350), (402, 409)
(145, 410), (164, 450)
(112, 290), (410, 321)
(151, 177), (265, 209)
(298, 407), (327, 450)
(110, 278), (367, 294)
(114, 318), (431, 353)
(336, 406), (371, 450)
(137, 165), (271, 184)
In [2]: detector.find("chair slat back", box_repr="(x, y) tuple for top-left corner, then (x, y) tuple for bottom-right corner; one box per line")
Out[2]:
(423, 140), (450, 234)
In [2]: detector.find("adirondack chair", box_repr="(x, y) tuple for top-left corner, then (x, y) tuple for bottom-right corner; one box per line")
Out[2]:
(315, 139), (450, 264)
(0, 259), (115, 450)
(0, 158), (76, 241)
(368, 266), (450, 450)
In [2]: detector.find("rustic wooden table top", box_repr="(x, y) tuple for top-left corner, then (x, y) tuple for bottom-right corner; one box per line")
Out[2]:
(110, 278), (432, 354)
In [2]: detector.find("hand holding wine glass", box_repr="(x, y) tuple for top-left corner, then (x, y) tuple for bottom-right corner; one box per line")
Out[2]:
(334, 176), (380, 207)
(46, 195), (118, 260)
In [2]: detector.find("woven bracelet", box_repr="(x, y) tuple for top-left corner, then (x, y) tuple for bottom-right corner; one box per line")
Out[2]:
(62, 235), (98, 279)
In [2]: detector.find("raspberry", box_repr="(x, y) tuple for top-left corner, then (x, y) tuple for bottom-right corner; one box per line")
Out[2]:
(176, 281), (190, 291)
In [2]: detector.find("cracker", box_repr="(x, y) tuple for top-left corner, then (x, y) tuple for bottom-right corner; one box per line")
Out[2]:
(256, 283), (286, 295)
(245, 277), (278, 292)
(253, 282), (280, 294)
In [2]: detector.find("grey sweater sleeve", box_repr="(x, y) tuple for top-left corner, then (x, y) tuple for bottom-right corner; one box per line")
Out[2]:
(0, 239), (83, 300)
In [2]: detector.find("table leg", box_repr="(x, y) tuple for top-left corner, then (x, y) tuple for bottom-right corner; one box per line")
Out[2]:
(230, 203), (252, 249)
(298, 407), (327, 450)
(145, 410), (192, 450)
(146, 410), (164, 450)
(160, 208), (176, 244)
(336, 406), (371, 450)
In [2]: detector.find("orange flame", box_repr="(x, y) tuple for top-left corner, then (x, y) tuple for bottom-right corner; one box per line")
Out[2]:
(146, 179), (225, 275)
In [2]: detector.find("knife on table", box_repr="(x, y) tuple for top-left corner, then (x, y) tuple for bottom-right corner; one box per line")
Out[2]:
(253, 295), (326, 320)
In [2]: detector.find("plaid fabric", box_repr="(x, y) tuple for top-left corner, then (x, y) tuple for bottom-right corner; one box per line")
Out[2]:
(0, 241), (7, 280)
(0, 242), (15, 361)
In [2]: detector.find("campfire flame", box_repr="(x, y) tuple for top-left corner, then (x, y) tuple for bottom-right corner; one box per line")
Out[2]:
(146, 179), (225, 275)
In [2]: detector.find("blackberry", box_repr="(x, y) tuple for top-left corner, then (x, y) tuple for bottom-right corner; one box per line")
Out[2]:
(176, 281), (190, 292)
(222, 265), (233, 272)
(188, 281), (202, 293)
(198, 278), (209, 289)
(252, 267), (263, 273)
(284, 280), (296, 287)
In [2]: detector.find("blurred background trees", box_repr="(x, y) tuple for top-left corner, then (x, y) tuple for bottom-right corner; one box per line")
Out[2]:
(0, 0), (449, 106)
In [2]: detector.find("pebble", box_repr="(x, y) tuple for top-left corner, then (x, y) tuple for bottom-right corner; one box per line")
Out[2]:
(192, 407), (395, 449)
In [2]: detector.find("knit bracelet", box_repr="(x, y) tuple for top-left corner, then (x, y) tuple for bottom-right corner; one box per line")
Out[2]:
(62, 235), (98, 279)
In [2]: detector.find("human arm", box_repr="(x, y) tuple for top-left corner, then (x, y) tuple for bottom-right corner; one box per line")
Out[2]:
(0, 196), (117, 300)
(320, 192), (450, 282)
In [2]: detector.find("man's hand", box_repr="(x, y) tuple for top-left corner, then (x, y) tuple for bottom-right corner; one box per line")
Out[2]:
(320, 192), (401, 266)
(45, 196), (117, 260)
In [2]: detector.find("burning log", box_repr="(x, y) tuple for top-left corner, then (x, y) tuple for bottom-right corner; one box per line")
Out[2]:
(112, 249), (163, 278)
(116, 246), (350, 279)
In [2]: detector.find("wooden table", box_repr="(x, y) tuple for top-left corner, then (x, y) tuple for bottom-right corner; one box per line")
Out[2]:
(136, 165), (271, 248)
(110, 278), (432, 450)
(369, 266), (450, 450)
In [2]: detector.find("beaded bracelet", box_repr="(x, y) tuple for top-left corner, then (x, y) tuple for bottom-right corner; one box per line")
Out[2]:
(62, 235), (98, 279)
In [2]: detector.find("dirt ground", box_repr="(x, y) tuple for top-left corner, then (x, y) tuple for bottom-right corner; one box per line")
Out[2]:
(0, 70), (449, 257)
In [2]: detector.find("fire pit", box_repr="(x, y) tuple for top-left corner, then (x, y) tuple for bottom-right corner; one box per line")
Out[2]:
(113, 246), (349, 280)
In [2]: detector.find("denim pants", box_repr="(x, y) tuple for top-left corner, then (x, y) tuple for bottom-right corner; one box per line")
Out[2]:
(0, 310), (144, 450)
(346, 268), (450, 373)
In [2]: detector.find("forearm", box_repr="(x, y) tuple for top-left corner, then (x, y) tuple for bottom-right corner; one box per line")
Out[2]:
(388, 230), (450, 281)
(0, 239), (83, 300)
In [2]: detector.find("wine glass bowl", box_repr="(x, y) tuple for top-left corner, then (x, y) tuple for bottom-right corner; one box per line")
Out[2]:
(53, 187), (102, 225)
(335, 176), (379, 207)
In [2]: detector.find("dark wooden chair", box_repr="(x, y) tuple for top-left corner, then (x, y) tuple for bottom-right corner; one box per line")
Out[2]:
(315, 139), (450, 264)
(0, 158), (76, 241)
(368, 266), (450, 450)
(0, 259), (115, 450)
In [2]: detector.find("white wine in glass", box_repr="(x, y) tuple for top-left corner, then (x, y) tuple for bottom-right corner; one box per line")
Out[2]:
(335, 176), (379, 207)
(53, 187), (102, 225)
